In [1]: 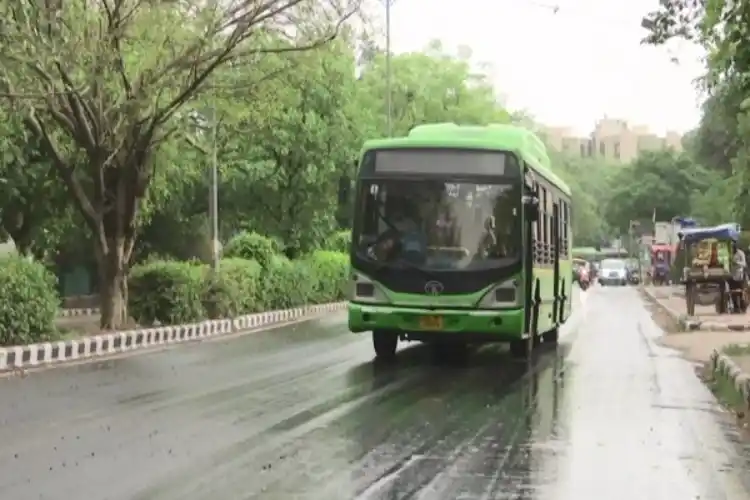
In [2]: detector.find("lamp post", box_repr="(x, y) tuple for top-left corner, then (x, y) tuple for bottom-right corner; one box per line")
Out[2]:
(209, 115), (220, 274)
(385, 0), (393, 137)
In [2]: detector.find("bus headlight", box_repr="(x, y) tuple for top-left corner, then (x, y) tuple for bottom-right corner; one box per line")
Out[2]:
(477, 279), (519, 308)
(350, 273), (390, 304)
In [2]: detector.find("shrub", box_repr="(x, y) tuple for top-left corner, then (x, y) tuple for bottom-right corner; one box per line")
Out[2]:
(305, 250), (349, 303)
(223, 231), (280, 268)
(126, 238), (349, 326)
(201, 273), (239, 320)
(128, 260), (205, 325)
(323, 230), (351, 253)
(203, 258), (263, 318)
(262, 256), (315, 310)
(0, 255), (59, 346)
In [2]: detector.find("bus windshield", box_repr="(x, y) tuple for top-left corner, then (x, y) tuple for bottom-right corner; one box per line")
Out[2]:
(353, 178), (522, 271)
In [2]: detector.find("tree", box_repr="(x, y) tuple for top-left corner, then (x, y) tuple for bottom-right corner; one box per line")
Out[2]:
(604, 150), (713, 232)
(551, 152), (615, 246)
(0, 112), (71, 259)
(216, 39), (364, 256)
(642, 0), (750, 228)
(357, 40), (510, 138)
(0, 0), (359, 329)
(688, 83), (744, 175)
(135, 38), (514, 266)
(642, 0), (750, 93)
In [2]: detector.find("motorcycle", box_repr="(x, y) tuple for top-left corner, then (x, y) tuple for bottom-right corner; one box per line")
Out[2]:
(628, 268), (641, 285)
(579, 268), (590, 291)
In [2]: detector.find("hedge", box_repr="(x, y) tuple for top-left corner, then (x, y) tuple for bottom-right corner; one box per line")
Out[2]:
(129, 260), (205, 325)
(323, 230), (351, 253)
(0, 233), (349, 345)
(128, 247), (349, 326)
(0, 255), (60, 346)
(223, 231), (281, 268)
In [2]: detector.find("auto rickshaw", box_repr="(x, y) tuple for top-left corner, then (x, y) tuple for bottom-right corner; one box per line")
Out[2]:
(678, 223), (748, 316)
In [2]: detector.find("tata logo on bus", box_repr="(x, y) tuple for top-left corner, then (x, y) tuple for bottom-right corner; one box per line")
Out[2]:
(424, 281), (445, 295)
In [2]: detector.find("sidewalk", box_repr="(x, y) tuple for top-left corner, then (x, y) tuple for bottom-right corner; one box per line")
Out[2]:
(643, 285), (750, 412)
(643, 285), (750, 360)
(643, 285), (750, 331)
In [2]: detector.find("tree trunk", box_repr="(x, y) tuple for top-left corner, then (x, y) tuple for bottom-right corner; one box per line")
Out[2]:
(95, 238), (130, 330)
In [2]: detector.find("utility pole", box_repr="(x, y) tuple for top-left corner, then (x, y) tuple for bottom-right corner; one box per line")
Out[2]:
(629, 220), (641, 280)
(209, 114), (220, 274)
(385, 0), (393, 137)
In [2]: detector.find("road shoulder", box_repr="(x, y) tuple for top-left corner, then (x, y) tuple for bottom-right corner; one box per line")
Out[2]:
(642, 286), (750, 435)
(0, 302), (346, 373)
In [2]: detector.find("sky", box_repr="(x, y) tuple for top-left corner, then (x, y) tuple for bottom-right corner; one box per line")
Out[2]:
(377, 0), (705, 136)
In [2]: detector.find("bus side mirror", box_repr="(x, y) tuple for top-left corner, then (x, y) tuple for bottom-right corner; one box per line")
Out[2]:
(338, 175), (350, 204)
(522, 194), (539, 221)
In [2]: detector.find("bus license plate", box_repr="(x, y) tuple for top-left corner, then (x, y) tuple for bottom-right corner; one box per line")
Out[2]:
(419, 315), (443, 330)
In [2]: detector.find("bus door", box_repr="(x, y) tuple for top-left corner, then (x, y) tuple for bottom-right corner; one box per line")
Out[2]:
(523, 184), (536, 335)
(552, 203), (561, 323)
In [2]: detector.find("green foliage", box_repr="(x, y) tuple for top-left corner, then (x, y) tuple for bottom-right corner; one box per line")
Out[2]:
(0, 255), (59, 346)
(214, 39), (512, 257)
(0, 31), (520, 334)
(356, 40), (510, 137)
(551, 152), (615, 246)
(323, 230), (351, 253)
(642, 0), (750, 229)
(223, 231), (281, 268)
(127, 239), (349, 325)
(262, 256), (315, 310)
(0, 0), (360, 329)
(128, 261), (206, 326)
(305, 250), (350, 303)
(604, 151), (715, 233)
(206, 258), (264, 318)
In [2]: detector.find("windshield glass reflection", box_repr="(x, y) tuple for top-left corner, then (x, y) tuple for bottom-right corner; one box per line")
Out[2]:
(353, 179), (521, 271)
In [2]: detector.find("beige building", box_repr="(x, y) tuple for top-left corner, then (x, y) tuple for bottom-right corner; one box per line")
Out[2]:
(543, 118), (682, 163)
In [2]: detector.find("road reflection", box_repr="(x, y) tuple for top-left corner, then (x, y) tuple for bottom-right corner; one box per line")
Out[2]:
(339, 342), (567, 499)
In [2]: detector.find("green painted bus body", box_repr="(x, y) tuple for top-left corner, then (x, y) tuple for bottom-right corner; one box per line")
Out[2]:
(348, 123), (573, 342)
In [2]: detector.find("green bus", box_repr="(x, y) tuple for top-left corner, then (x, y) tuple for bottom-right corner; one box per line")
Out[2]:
(346, 123), (573, 360)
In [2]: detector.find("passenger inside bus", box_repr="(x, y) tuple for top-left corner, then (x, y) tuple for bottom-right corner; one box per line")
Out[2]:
(368, 197), (428, 264)
(360, 180), (519, 270)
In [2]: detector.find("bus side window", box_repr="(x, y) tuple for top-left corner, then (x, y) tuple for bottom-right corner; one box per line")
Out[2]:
(533, 182), (541, 263)
(540, 186), (548, 263)
(560, 201), (566, 254)
(563, 200), (570, 254)
(548, 191), (555, 260)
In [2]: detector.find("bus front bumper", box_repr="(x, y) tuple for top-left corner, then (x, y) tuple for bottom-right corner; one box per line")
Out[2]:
(347, 302), (525, 339)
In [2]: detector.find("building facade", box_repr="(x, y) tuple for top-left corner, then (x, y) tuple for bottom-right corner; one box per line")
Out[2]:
(542, 118), (683, 163)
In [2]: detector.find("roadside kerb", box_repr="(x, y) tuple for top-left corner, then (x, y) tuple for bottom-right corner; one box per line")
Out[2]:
(710, 349), (750, 413)
(0, 302), (347, 371)
(58, 307), (100, 317)
(641, 286), (696, 331)
(641, 286), (750, 331)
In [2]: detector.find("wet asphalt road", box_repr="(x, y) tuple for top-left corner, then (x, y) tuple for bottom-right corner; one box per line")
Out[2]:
(2, 287), (750, 499)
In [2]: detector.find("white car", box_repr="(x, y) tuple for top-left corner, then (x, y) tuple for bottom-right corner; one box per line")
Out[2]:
(598, 258), (628, 286)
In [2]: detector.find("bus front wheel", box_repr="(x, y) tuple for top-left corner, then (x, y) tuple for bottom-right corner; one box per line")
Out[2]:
(372, 330), (398, 360)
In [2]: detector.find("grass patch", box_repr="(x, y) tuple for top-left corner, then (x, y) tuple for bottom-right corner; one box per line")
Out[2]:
(722, 343), (750, 356)
(707, 366), (747, 409)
